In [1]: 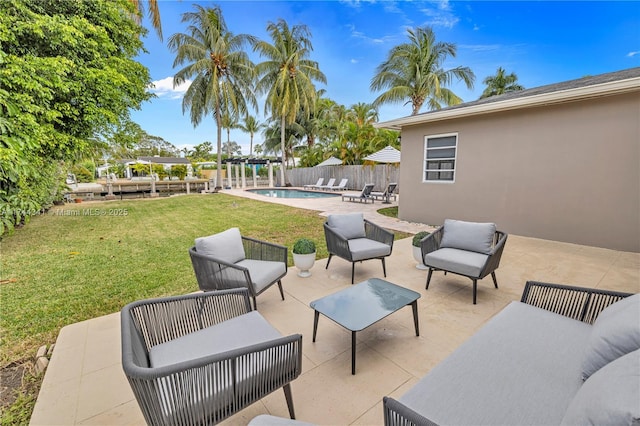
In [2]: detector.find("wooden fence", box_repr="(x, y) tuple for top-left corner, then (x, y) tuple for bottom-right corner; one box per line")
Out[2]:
(285, 164), (400, 193)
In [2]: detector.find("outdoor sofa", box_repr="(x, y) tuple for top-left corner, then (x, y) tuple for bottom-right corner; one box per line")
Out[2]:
(383, 281), (639, 426)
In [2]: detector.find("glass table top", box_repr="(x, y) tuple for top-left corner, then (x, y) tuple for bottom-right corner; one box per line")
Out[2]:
(310, 278), (421, 331)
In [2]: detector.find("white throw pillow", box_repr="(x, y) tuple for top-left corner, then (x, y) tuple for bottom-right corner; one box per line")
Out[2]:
(195, 227), (245, 264)
(581, 293), (640, 380)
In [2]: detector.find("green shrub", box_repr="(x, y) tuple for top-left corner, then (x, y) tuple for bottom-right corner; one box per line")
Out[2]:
(293, 238), (316, 254)
(412, 231), (430, 247)
(171, 164), (187, 180)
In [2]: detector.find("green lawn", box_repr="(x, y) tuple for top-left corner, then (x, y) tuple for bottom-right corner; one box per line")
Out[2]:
(0, 194), (337, 365)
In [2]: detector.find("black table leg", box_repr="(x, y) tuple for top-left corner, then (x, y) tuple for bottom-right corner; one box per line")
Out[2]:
(352, 331), (356, 375)
(313, 310), (319, 342)
(411, 301), (420, 336)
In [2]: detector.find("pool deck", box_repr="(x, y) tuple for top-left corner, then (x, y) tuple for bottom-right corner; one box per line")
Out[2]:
(29, 188), (640, 425)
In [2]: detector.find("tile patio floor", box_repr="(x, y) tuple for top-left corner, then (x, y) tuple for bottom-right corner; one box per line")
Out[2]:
(29, 189), (640, 425)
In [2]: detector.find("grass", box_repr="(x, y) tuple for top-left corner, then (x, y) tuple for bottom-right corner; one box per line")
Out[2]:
(0, 194), (410, 365)
(0, 193), (411, 424)
(377, 206), (398, 218)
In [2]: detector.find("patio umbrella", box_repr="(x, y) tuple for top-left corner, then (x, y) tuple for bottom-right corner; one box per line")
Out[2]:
(315, 156), (343, 167)
(363, 146), (401, 203)
(363, 145), (401, 164)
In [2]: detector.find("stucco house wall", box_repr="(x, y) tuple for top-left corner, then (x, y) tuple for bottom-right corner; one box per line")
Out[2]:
(398, 91), (639, 252)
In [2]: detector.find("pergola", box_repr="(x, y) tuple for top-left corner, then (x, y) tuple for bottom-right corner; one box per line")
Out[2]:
(221, 158), (283, 188)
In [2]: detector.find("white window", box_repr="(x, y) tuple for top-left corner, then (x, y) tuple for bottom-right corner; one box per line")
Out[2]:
(423, 133), (457, 182)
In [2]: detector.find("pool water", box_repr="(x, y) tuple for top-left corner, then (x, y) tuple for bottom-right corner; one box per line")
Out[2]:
(248, 189), (340, 198)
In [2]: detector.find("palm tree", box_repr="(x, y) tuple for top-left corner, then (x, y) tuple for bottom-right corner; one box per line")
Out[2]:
(129, 0), (163, 40)
(254, 19), (326, 186)
(370, 26), (475, 114)
(168, 5), (256, 189)
(221, 112), (240, 156)
(480, 67), (524, 99)
(238, 114), (263, 156)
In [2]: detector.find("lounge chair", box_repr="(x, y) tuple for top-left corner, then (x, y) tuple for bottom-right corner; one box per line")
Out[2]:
(370, 182), (397, 203)
(318, 178), (336, 190)
(303, 178), (323, 190)
(342, 183), (375, 203)
(121, 289), (302, 425)
(189, 227), (288, 309)
(328, 178), (349, 191)
(324, 213), (394, 283)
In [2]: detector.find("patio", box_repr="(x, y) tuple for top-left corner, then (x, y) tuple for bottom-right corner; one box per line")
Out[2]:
(29, 190), (639, 425)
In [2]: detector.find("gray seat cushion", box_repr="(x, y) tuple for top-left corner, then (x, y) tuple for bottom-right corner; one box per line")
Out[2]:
(347, 238), (391, 261)
(440, 219), (496, 254)
(424, 247), (488, 277)
(149, 311), (282, 368)
(148, 312), (291, 419)
(195, 227), (245, 264)
(327, 213), (366, 239)
(398, 302), (592, 425)
(581, 293), (640, 380)
(237, 259), (286, 293)
(561, 349), (640, 426)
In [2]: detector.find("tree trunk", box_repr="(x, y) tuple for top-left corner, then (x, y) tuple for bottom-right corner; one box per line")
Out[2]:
(215, 110), (222, 190)
(280, 115), (288, 186)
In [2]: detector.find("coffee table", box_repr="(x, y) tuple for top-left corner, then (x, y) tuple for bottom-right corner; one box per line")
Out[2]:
(310, 278), (420, 374)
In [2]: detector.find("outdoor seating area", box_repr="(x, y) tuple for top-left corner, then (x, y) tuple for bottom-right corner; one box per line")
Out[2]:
(30, 227), (639, 425)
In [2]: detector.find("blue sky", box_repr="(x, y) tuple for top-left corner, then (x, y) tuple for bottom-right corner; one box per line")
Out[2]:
(130, 1), (639, 155)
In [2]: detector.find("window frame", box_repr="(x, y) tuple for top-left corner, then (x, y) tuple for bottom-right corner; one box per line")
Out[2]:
(423, 132), (458, 183)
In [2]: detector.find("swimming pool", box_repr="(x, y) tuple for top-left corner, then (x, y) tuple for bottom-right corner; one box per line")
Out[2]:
(248, 188), (340, 198)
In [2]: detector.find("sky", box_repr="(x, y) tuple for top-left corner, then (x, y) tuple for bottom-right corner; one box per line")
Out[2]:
(130, 0), (640, 155)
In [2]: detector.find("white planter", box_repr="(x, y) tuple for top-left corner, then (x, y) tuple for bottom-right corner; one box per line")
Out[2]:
(412, 246), (429, 270)
(293, 252), (316, 277)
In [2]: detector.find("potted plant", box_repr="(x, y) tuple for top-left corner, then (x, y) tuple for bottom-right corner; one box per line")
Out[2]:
(412, 231), (430, 270)
(292, 238), (316, 277)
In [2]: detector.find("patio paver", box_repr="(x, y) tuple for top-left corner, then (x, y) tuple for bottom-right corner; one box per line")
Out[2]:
(30, 190), (640, 425)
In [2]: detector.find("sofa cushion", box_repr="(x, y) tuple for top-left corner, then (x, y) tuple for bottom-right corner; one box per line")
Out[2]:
(581, 293), (640, 380)
(440, 219), (496, 254)
(398, 302), (592, 425)
(195, 227), (245, 264)
(561, 349), (640, 426)
(149, 311), (282, 368)
(236, 259), (286, 293)
(424, 247), (488, 277)
(327, 213), (366, 240)
(347, 238), (391, 261)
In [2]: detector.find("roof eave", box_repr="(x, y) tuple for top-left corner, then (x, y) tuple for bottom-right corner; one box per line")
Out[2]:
(375, 76), (640, 131)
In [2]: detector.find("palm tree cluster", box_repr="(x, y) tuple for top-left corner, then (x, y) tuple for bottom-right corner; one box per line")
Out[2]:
(162, 5), (522, 186)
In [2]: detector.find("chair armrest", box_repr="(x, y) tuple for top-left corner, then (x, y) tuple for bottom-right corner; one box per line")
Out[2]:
(478, 230), (508, 278)
(242, 236), (288, 266)
(323, 223), (352, 260)
(189, 247), (255, 294)
(364, 220), (394, 249)
(383, 396), (439, 426)
(520, 281), (633, 324)
(420, 227), (443, 257)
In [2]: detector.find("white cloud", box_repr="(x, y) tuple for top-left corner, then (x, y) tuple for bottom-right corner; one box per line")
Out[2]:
(627, 51), (639, 58)
(459, 44), (502, 52)
(148, 77), (191, 100)
(351, 58), (359, 64)
(347, 24), (398, 45)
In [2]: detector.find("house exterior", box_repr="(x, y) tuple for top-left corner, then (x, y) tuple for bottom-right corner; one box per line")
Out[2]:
(377, 67), (640, 252)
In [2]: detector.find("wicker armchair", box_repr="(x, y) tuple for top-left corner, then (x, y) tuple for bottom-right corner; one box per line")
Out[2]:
(189, 228), (288, 309)
(121, 289), (303, 426)
(420, 219), (508, 304)
(324, 213), (394, 284)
